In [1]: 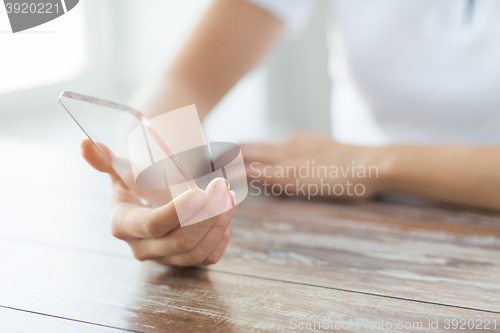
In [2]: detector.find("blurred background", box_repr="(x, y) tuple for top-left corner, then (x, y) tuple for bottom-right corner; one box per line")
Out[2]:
(0, 0), (331, 149)
(0, 0), (331, 249)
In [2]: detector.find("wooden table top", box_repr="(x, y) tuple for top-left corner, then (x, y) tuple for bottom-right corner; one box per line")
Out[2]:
(0, 139), (499, 332)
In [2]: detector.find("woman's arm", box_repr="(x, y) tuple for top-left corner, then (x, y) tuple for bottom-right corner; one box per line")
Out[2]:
(81, 0), (283, 266)
(382, 145), (500, 210)
(131, 0), (283, 120)
(241, 133), (500, 211)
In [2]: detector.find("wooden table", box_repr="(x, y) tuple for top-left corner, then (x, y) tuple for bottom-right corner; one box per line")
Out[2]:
(1, 139), (499, 332)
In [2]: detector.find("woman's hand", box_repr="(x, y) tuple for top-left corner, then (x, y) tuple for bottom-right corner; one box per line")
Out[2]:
(81, 139), (233, 266)
(241, 133), (388, 200)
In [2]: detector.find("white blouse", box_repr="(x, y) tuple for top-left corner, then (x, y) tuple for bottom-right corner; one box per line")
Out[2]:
(246, 0), (500, 146)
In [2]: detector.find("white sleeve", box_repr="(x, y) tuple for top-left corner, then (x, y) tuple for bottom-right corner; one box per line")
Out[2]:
(244, 0), (317, 35)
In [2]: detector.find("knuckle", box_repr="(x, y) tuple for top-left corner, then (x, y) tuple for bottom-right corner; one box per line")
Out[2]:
(110, 223), (124, 240)
(172, 236), (196, 253)
(131, 247), (149, 262)
(133, 253), (148, 262)
(213, 217), (229, 230)
(153, 256), (172, 266)
(144, 221), (164, 238)
(188, 250), (207, 265)
(204, 253), (222, 265)
(223, 230), (231, 242)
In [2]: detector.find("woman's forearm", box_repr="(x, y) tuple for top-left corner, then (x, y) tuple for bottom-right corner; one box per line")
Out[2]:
(379, 145), (500, 210)
(131, 0), (283, 121)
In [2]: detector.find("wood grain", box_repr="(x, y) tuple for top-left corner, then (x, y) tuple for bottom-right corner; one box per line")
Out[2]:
(5, 181), (497, 313)
(0, 240), (498, 333)
(213, 196), (500, 313)
(1, 140), (500, 331)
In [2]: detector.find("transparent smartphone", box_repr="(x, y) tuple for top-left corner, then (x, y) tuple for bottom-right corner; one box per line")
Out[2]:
(59, 91), (247, 226)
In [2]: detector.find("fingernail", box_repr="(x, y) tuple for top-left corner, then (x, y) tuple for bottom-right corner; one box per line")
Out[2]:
(215, 178), (229, 200)
(223, 195), (234, 212)
(229, 191), (236, 207)
(187, 190), (206, 210)
(223, 191), (236, 213)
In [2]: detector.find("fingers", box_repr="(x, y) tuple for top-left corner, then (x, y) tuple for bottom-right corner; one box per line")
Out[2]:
(129, 178), (233, 262)
(241, 133), (333, 166)
(165, 208), (233, 266)
(240, 142), (283, 164)
(81, 138), (125, 186)
(182, 178), (233, 227)
(81, 139), (142, 207)
(81, 139), (117, 176)
(83, 139), (234, 265)
(201, 222), (232, 266)
(111, 188), (207, 240)
(245, 162), (297, 190)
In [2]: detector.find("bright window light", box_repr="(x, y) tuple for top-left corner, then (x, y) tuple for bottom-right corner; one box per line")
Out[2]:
(0, 2), (87, 94)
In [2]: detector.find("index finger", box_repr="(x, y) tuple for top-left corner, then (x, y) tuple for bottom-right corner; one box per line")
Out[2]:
(111, 188), (207, 240)
(80, 139), (121, 183)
